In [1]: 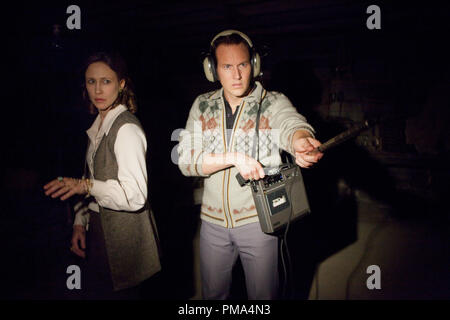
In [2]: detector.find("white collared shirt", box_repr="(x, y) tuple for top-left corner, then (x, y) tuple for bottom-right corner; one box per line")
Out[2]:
(74, 104), (148, 226)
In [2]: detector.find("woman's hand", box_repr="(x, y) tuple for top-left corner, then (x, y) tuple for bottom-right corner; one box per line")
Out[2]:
(71, 225), (86, 258)
(44, 177), (88, 201)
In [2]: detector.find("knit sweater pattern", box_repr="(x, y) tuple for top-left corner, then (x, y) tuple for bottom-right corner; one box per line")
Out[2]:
(178, 81), (315, 228)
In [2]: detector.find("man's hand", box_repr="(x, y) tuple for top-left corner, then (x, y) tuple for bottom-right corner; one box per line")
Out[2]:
(231, 153), (265, 181)
(202, 152), (265, 180)
(71, 225), (86, 258)
(292, 131), (323, 168)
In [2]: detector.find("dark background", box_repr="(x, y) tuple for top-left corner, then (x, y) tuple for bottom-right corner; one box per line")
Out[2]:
(1, 0), (449, 300)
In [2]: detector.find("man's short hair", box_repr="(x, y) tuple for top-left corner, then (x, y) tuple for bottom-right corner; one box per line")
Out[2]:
(211, 33), (252, 65)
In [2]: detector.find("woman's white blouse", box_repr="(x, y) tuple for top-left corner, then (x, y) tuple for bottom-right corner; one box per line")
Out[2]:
(74, 104), (148, 226)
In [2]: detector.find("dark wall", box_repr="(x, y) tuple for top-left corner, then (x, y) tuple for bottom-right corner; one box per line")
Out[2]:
(2, 0), (449, 300)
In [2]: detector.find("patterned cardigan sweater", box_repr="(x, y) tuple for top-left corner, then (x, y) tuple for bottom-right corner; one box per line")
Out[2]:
(178, 81), (315, 228)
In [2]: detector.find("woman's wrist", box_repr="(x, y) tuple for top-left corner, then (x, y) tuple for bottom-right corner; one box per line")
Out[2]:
(83, 178), (93, 196)
(73, 224), (86, 232)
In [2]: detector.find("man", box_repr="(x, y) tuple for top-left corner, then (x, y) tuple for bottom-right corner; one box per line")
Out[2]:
(177, 30), (323, 299)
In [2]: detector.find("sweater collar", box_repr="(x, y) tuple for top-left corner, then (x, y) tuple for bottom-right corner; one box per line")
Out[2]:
(209, 81), (265, 104)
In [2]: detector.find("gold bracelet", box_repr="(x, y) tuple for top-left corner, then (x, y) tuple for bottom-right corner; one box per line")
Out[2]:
(84, 178), (93, 196)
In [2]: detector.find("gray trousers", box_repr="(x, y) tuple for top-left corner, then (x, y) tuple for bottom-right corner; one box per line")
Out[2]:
(199, 220), (279, 300)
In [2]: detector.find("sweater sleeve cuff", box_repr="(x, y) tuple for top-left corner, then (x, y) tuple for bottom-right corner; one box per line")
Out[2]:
(194, 150), (209, 177)
(287, 126), (316, 155)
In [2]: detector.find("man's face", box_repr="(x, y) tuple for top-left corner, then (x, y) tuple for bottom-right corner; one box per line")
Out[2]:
(215, 43), (252, 105)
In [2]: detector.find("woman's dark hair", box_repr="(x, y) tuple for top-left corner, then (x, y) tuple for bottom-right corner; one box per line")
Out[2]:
(82, 52), (137, 114)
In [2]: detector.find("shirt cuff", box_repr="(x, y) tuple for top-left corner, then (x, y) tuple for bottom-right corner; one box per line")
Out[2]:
(73, 211), (90, 226)
(89, 179), (105, 200)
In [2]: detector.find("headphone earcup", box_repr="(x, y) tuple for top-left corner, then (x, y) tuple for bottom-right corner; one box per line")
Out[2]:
(251, 52), (261, 78)
(203, 55), (217, 82)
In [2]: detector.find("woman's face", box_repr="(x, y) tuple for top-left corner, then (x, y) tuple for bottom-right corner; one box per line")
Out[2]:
(85, 62), (125, 113)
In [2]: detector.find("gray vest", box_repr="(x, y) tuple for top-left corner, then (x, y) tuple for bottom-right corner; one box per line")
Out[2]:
(93, 110), (161, 291)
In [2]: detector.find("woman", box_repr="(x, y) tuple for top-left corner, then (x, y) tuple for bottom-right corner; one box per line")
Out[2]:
(44, 52), (161, 299)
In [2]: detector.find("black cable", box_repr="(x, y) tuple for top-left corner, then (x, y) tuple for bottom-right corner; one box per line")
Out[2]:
(278, 174), (295, 299)
(253, 93), (263, 162)
(284, 233), (293, 298)
(252, 89), (296, 299)
(279, 237), (288, 298)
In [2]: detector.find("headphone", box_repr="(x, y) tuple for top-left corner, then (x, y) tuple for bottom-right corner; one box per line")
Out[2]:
(202, 29), (261, 82)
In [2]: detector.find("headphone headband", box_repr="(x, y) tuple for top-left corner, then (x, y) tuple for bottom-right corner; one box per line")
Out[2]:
(210, 29), (254, 48)
(203, 29), (261, 82)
